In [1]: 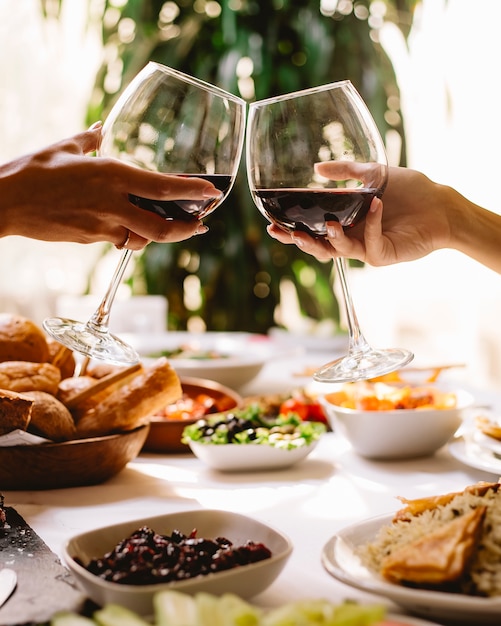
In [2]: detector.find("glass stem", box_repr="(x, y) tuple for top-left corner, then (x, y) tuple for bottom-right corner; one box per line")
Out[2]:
(334, 257), (371, 356)
(87, 249), (134, 333)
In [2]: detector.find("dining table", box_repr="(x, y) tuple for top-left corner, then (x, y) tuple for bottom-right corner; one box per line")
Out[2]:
(2, 335), (501, 626)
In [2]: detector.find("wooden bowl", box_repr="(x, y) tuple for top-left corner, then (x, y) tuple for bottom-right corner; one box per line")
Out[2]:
(142, 377), (242, 453)
(0, 425), (149, 490)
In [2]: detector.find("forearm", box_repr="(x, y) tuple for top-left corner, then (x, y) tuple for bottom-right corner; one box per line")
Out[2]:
(445, 186), (501, 274)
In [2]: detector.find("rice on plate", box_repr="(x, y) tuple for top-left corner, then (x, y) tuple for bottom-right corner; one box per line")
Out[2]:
(357, 481), (501, 597)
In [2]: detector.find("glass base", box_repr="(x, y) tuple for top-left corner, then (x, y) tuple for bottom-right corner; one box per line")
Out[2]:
(313, 347), (414, 384)
(43, 317), (140, 366)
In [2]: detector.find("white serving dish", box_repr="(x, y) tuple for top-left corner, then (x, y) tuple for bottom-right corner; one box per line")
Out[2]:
(63, 509), (292, 616)
(188, 439), (319, 472)
(319, 387), (473, 460)
(125, 332), (278, 389)
(322, 513), (501, 624)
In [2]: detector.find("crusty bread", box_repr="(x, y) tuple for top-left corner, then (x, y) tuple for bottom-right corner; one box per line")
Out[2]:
(0, 389), (33, 434)
(0, 313), (49, 363)
(57, 375), (98, 407)
(24, 390), (76, 442)
(46, 340), (76, 379)
(0, 361), (61, 394)
(76, 357), (181, 437)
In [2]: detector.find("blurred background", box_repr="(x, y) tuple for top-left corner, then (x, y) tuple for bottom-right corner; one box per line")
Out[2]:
(1, 0), (501, 389)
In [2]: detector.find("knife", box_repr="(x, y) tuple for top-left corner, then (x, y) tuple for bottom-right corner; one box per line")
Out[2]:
(0, 568), (17, 608)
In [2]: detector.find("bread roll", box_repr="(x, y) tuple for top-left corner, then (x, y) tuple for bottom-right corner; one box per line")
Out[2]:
(0, 361), (61, 394)
(57, 376), (98, 407)
(47, 340), (76, 379)
(24, 390), (76, 442)
(76, 357), (181, 438)
(0, 313), (49, 363)
(0, 389), (33, 434)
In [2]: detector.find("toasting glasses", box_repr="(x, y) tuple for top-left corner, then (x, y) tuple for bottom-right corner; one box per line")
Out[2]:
(43, 63), (246, 365)
(246, 80), (413, 383)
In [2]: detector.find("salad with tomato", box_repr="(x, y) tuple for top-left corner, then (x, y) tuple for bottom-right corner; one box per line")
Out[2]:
(182, 404), (326, 450)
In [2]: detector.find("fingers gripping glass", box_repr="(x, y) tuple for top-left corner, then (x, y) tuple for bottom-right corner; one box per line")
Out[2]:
(43, 63), (246, 365)
(246, 80), (413, 383)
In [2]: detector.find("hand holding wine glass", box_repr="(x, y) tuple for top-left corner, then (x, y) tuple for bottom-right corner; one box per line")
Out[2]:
(43, 63), (246, 365)
(246, 80), (413, 383)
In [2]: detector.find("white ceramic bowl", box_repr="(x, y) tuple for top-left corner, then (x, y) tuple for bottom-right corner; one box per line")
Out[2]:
(188, 439), (319, 472)
(319, 387), (474, 460)
(126, 331), (276, 389)
(63, 509), (292, 616)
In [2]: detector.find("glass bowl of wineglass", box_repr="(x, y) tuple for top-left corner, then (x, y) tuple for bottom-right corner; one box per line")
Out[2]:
(43, 63), (246, 365)
(246, 80), (413, 383)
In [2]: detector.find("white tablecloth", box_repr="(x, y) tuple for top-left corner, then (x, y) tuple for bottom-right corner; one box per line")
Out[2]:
(4, 343), (501, 622)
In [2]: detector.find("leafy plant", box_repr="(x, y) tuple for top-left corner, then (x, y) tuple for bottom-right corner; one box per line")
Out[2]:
(85, 0), (418, 333)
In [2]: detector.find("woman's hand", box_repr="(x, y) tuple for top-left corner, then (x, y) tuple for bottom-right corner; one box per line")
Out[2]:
(267, 163), (453, 266)
(0, 124), (220, 248)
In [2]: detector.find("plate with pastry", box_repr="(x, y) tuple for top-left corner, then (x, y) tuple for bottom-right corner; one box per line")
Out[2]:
(321, 481), (501, 625)
(448, 411), (501, 475)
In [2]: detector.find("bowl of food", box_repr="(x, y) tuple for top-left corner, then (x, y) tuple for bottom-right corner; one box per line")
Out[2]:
(0, 311), (184, 489)
(182, 404), (326, 471)
(319, 382), (473, 460)
(63, 508), (293, 616)
(0, 425), (150, 490)
(142, 377), (243, 453)
(126, 331), (277, 389)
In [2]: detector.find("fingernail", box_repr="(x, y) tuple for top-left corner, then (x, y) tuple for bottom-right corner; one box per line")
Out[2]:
(88, 120), (103, 130)
(196, 224), (209, 235)
(203, 187), (223, 199)
(326, 223), (338, 238)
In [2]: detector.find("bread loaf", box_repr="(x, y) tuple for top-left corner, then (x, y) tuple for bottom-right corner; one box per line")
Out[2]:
(24, 390), (76, 442)
(0, 361), (61, 394)
(76, 357), (181, 437)
(0, 389), (33, 434)
(0, 313), (49, 363)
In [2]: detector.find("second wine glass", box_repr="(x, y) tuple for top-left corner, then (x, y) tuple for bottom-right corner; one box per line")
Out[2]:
(246, 80), (413, 383)
(43, 62), (246, 365)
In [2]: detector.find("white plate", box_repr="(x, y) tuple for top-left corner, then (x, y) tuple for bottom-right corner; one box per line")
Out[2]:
(321, 513), (501, 624)
(188, 439), (319, 472)
(64, 509), (292, 616)
(125, 332), (278, 389)
(448, 435), (501, 475)
(472, 429), (501, 455)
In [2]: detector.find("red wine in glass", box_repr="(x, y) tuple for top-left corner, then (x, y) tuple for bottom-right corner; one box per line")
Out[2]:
(247, 79), (413, 383)
(253, 187), (379, 237)
(130, 174), (232, 221)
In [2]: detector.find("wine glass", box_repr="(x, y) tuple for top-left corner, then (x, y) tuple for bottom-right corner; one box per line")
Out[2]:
(246, 80), (413, 383)
(43, 62), (246, 365)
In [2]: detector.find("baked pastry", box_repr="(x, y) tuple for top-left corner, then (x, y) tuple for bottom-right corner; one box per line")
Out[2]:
(76, 357), (181, 437)
(0, 361), (61, 394)
(0, 389), (33, 434)
(24, 390), (76, 442)
(0, 313), (49, 363)
(381, 506), (486, 584)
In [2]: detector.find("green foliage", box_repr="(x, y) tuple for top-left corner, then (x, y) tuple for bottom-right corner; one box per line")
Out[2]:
(87, 0), (418, 332)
